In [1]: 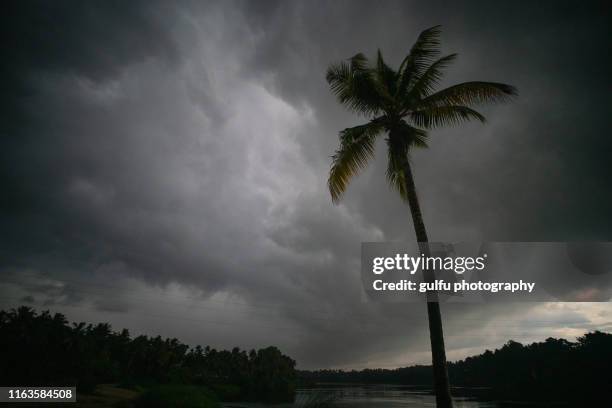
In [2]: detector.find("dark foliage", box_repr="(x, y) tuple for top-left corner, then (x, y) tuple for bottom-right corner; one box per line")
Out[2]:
(300, 331), (612, 404)
(0, 306), (296, 403)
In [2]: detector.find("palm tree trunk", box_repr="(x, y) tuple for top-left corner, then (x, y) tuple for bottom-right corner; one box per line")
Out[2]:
(404, 161), (453, 408)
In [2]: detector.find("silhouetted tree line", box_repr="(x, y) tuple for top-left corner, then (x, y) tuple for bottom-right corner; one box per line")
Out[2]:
(300, 331), (612, 404)
(0, 306), (296, 402)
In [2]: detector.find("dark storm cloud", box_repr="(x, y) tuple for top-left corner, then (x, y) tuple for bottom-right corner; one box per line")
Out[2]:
(242, 0), (612, 240)
(2, 0), (180, 78)
(1, 0), (610, 368)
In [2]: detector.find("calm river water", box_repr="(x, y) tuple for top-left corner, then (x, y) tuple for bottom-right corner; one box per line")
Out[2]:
(223, 385), (553, 408)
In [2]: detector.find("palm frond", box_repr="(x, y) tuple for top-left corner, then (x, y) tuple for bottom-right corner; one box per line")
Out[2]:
(406, 53), (458, 100)
(396, 25), (442, 98)
(349, 52), (369, 71)
(386, 139), (409, 200)
(385, 125), (428, 201)
(326, 26), (517, 205)
(326, 56), (382, 115)
(328, 119), (384, 203)
(375, 49), (397, 98)
(410, 105), (485, 129)
(417, 81), (517, 109)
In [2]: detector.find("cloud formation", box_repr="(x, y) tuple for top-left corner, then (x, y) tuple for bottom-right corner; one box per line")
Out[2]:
(1, 0), (611, 368)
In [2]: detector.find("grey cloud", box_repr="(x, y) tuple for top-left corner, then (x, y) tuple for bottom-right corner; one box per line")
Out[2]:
(1, 0), (610, 369)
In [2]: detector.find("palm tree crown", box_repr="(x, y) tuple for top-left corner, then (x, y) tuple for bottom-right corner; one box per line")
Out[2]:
(326, 25), (517, 203)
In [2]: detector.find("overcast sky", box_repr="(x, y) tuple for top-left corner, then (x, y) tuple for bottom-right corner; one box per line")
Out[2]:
(1, 0), (611, 369)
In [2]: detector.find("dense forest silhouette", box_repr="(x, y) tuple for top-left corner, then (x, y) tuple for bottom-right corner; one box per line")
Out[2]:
(300, 331), (612, 404)
(2, 306), (610, 405)
(0, 306), (295, 403)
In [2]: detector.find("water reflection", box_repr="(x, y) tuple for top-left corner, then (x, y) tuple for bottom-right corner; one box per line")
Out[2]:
(224, 385), (504, 408)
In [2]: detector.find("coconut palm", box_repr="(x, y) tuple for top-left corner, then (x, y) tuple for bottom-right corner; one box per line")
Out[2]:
(326, 26), (516, 407)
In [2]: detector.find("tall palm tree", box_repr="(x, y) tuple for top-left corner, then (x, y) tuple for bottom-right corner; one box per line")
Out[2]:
(326, 26), (516, 408)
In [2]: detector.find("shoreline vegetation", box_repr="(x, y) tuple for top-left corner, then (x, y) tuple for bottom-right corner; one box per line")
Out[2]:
(0, 306), (295, 407)
(1, 306), (610, 406)
(299, 331), (611, 405)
